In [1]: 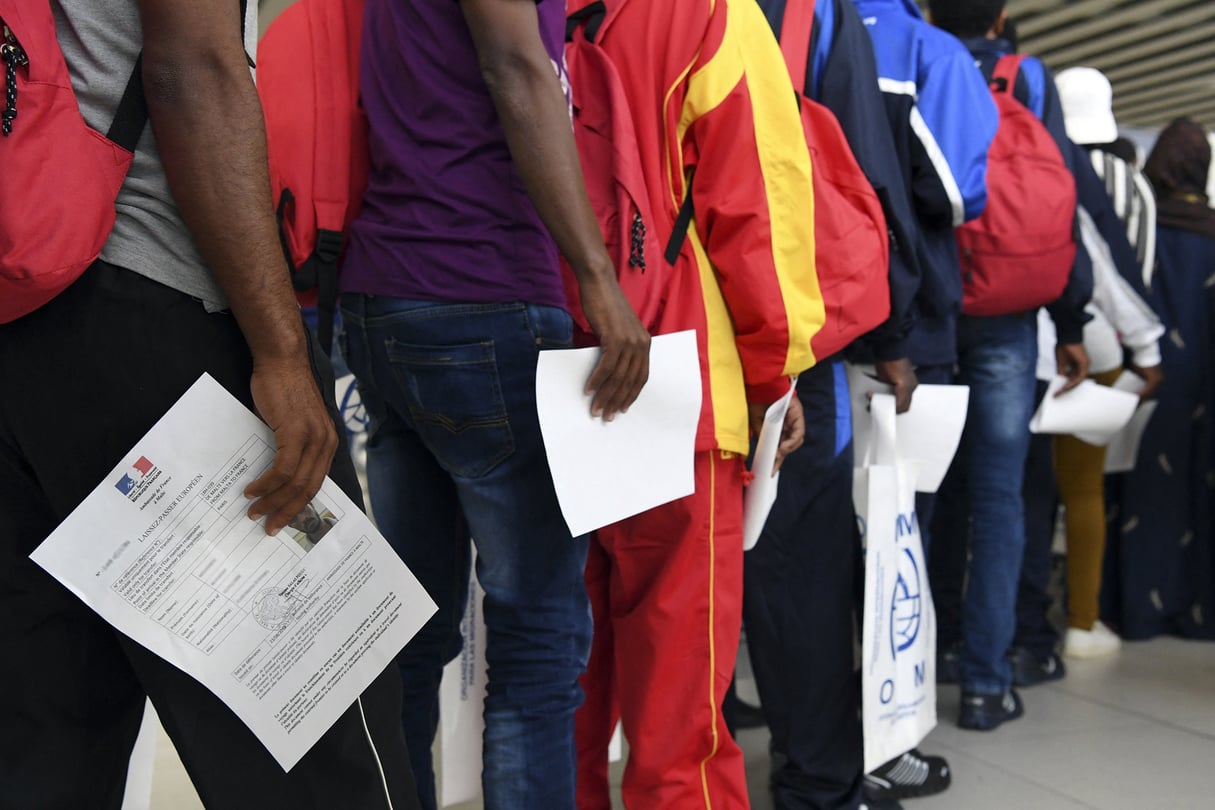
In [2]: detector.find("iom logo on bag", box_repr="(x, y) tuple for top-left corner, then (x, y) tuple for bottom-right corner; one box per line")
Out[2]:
(890, 512), (923, 657)
(115, 456), (156, 501)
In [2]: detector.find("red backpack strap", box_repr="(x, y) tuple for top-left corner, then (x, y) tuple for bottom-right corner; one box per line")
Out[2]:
(778, 0), (817, 95)
(991, 54), (1026, 95)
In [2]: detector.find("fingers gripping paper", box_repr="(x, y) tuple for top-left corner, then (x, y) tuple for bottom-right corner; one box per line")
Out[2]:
(536, 330), (701, 537)
(30, 374), (437, 770)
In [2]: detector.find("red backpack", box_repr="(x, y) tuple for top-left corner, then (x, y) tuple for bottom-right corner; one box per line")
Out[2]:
(561, 1), (684, 341)
(258, 0), (368, 351)
(778, 0), (891, 359)
(956, 55), (1076, 317)
(0, 1), (144, 323)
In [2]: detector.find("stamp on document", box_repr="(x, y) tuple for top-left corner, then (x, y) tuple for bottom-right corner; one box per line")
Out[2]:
(253, 587), (302, 631)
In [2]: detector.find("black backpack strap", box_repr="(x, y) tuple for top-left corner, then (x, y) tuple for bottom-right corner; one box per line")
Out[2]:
(567, 1), (607, 43)
(106, 55), (148, 152)
(109, 1), (249, 152)
(309, 230), (344, 353)
(664, 168), (696, 265)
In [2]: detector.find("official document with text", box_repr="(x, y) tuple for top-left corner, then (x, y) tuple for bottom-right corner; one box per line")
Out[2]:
(31, 374), (436, 770)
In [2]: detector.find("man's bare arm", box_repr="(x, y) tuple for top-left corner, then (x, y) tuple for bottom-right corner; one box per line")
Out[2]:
(136, 0), (337, 534)
(461, 0), (650, 419)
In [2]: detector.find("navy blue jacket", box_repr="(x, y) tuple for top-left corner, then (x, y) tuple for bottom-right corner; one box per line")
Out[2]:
(963, 37), (1094, 345)
(852, 0), (998, 366)
(758, 0), (923, 362)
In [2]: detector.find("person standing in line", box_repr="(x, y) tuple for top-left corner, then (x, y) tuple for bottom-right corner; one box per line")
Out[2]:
(928, 0), (1094, 732)
(337, 0), (651, 808)
(1058, 68), (1158, 288)
(567, 1), (823, 807)
(1012, 67), (1165, 674)
(1102, 119), (1215, 643)
(745, 1), (953, 808)
(0, 1), (422, 808)
(848, 1), (996, 631)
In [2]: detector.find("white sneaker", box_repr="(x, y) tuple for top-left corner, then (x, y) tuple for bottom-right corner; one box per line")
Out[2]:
(1064, 621), (1122, 659)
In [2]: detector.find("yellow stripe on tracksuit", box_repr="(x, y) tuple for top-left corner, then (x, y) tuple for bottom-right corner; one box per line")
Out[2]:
(699, 454), (719, 809)
(675, 0), (822, 456)
(663, 3), (822, 807)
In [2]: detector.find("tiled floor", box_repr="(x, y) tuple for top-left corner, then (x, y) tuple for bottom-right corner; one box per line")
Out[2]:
(148, 637), (1215, 809)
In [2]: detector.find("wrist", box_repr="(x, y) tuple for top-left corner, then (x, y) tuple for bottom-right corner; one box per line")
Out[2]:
(244, 316), (310, 369)
(570, 250), (617, 289)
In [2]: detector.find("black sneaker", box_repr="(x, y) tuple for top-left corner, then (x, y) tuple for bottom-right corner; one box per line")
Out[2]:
(864, 748), (952, 801)
(958, 688), (1024, 731)
(937, 643), (961, 684)
(1009, 646), (1066, 687)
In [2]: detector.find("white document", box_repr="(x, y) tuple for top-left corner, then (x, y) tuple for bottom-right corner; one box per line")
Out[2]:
(743, 385), (796, 551)
(31, 374), (437, 771)
(1104, 400), (1158, 472)
(1101, 372), (1157, 471)
(1030, 374), (1139, 445)
(537, 330), (702, 537)
(848, 366), (970, 493)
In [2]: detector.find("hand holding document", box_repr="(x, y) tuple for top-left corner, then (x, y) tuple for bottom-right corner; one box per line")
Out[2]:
(31, 375), (437, 770)
(743, 385), (797, 551)
(848, 366), (970, 493)
(536, 330), (702, 537)
(1029, 374), (1140, 446)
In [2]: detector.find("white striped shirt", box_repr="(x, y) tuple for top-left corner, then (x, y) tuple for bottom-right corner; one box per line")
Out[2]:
(1088, 148), (1157, 287)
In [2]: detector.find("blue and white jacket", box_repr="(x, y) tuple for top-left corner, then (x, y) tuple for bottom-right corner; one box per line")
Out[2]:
(851, 0), (997, 366)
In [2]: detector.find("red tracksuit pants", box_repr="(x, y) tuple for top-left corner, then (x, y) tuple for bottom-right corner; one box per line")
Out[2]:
(576, 450), (749, 809)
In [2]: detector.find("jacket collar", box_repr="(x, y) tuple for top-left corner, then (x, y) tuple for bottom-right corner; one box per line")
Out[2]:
(961, 36), (1014, 58)
(852, 0), (925, 23)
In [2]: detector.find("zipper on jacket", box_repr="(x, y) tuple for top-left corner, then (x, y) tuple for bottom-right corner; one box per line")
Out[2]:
(2, 22), (28, 137)
(629, 211), (647, 272)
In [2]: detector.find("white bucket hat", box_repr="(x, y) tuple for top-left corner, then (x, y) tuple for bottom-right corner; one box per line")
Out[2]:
(1056, 67), (1119, 145)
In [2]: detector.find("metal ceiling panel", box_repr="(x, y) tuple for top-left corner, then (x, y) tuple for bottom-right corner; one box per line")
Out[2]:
(918, 1), (1215, 133)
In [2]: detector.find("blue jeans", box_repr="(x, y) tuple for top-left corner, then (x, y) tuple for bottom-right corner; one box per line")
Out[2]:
(341, 296), (592, 810)
(955, 314), (1038, 695)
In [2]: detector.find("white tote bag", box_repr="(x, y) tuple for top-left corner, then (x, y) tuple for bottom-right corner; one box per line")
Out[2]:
(855, 395), (937, 772)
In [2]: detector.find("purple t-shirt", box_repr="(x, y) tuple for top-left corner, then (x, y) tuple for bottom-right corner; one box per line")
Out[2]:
(341, 0), (570, 309)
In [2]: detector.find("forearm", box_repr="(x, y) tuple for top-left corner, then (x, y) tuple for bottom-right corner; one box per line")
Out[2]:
(141, 46), (306, 365)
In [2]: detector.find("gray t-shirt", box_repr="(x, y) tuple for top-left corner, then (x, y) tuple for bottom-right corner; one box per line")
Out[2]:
(51, 1), (259, 311)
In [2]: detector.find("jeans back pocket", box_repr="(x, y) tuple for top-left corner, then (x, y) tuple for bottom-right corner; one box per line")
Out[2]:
(385, 338), (515, 478)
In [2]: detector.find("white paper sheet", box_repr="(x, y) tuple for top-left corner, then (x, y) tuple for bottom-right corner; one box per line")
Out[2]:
(742, 386), (796, 551)
(536, 330), (702, 537)
(847, 366), (970, 493)
(1104, 400), (1158, 472)
(1100, 372), (1157, 471)
(1029, 375), (1140, 445)
(31, 374), (437, 771)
